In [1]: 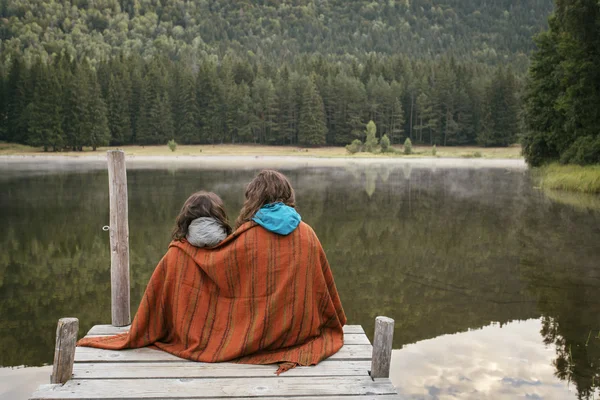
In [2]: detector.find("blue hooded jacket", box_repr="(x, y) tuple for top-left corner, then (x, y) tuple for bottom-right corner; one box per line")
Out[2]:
(252, 202), (301, 235)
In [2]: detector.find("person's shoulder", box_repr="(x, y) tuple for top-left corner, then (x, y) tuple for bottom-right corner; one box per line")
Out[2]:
(297, 221), (319, 238)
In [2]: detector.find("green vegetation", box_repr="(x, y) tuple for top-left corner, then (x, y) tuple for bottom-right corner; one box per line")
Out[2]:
(403, 138), (413, 155)
(0, 1), (552, 151)
(380, 135), (392, 153)
(167, 140), (177, 152)
(363, 121), (379, 153)
(523, 1), (600, 166)
(536, 164), (600, 194)
(432, 145), (437, 156)
(346, 140), (363, 155)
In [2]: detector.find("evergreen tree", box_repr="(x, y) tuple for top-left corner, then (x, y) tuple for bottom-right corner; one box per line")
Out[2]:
(196, 61), (221, 144)
(172, 65), (197, 144)
(524, 3), (600, 165)
(0, 64), (7, 141)
(6, 58), (34, 144)
(107, 74), (131, 145)
(478, 67), (520, 147)
(251, 77), (278, 144)
(26, 63), (64, 151)
(298, 79), (327, 146)
(86, 73), (110, 150)
(364, 120), (379, 152)
(63, 62), (90, 151)
(138, 61), (173, 144)
(275, 70), (298, 145)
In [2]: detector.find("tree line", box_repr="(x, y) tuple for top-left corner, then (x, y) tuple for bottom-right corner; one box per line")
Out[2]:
(522, 0), (600, 166)
(0, 53), (521, 150)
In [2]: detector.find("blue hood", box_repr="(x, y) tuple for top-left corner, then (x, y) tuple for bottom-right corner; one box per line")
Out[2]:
(252, 202), (301, 235)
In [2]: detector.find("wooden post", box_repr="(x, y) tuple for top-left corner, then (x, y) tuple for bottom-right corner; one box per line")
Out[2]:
(51, 318), (79, 384)
(107, 150), (131, 327)
(370, 316), (395, 379)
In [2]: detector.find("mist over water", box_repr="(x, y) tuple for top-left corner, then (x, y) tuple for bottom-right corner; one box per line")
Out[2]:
(1, 160), (599, 399)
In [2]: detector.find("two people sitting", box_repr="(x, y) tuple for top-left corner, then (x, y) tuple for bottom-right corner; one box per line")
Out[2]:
(78, 169), (346, 374)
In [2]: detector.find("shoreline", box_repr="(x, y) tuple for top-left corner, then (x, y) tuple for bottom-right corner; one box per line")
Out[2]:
(0, 154), (528, 170)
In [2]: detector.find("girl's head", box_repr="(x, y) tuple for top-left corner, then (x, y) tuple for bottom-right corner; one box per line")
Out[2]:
(235, 170), (295, 229)
(172, 191), (232, 241)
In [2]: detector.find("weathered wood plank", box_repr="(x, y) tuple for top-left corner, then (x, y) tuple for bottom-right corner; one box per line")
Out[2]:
(107, 150), (131, 327)
(86, 324), (365, 336)
(72, 360), (372, 379)
(29, 376), (397, 399)
(370, 316), (395, 379)
(51, 318), (79, 384)
(83, 332), (369, 345)
(75, 345), (373, 363)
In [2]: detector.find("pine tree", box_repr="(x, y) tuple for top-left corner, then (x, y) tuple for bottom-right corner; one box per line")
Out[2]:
(479, 67), (520, 147)
(363, 120), (379, 152)
(63, 62), (90, 151)
(388, 98), (405, 144)
(138, 61), (172, 144)
(298, 79), (327, 146)
(107, 74), (131, 145)
(26, 63), (64, 151)
(275, 70), (298, 145)
(172, 65), (197, 144)
(196, 61), (221, 144)
(0, 64), (7, 141)
(6, 58), (34, 144)
(86, 73), (110, 150)
(251, 77), (278, 144)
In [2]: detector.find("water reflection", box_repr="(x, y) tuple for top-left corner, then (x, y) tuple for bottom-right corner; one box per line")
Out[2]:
(0, 160), (599, 399)
(391, 319), (597, 399)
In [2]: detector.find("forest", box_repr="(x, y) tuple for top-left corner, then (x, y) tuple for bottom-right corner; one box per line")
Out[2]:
(0, 0), (554, 150)
(522, 0), (600, 166)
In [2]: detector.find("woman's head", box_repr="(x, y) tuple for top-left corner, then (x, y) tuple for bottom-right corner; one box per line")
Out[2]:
(235, 170), (295, 228)
(172, 191), (232, 241)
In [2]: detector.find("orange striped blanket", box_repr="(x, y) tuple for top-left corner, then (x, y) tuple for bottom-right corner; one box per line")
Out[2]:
(77, 221), (347, 373)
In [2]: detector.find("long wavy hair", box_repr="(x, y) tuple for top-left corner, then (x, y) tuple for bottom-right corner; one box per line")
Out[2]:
(235, 170), (296, 229)
(172, 191), (232, 241)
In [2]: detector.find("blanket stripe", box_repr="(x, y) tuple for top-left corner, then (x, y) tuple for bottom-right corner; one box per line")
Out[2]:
(78, 221), (347, 370)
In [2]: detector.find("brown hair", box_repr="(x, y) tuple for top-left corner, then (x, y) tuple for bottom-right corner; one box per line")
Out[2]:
(172, 191), (232, 241)
(235, 170), (296, 229)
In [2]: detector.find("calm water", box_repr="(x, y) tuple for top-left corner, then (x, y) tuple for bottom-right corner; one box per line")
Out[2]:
(1, 158), (599, 399)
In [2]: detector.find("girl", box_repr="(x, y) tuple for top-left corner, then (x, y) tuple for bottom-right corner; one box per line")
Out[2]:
(172, 191), (232, 247)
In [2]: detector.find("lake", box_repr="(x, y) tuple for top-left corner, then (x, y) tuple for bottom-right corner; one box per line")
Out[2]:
(1, 157), (599, 399)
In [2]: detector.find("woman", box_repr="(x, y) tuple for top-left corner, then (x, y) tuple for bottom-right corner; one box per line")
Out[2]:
(78, 170), (346, 374)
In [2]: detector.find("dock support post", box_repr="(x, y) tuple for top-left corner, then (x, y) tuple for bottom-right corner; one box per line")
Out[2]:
(50, 318), (79, 384)
(107, 150), (131, 327)
(370, 316), (395, 379)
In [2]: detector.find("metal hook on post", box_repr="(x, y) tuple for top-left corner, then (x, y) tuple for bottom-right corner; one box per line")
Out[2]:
(102, 225), (110, 232)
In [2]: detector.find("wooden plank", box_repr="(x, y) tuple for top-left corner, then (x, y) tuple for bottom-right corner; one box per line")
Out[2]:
(75, 345), (373, 363)
(87, 324), (365, 336)
(370, 316), (395, 379)
(51, 318), (79, 384)
(72, 360), (372, 379)
(29, 376), (397, 399)
(107, 150), (131, 327)
(83, 332), (369, 345)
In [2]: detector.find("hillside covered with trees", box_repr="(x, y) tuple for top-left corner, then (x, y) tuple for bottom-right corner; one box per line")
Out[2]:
(0, 0), (554, 150)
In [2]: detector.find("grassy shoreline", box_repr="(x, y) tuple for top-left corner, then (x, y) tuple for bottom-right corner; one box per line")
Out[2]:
(0, 142), (523, 159)
(536, 164), (600, 194)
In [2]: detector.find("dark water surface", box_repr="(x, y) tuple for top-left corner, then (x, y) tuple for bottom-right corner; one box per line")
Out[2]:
(1, 159), (599, 399)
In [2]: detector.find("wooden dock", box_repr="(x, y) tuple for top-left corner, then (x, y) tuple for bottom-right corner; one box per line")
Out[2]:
(31, 323), (402, 399)
(30, 151), (402, 399)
